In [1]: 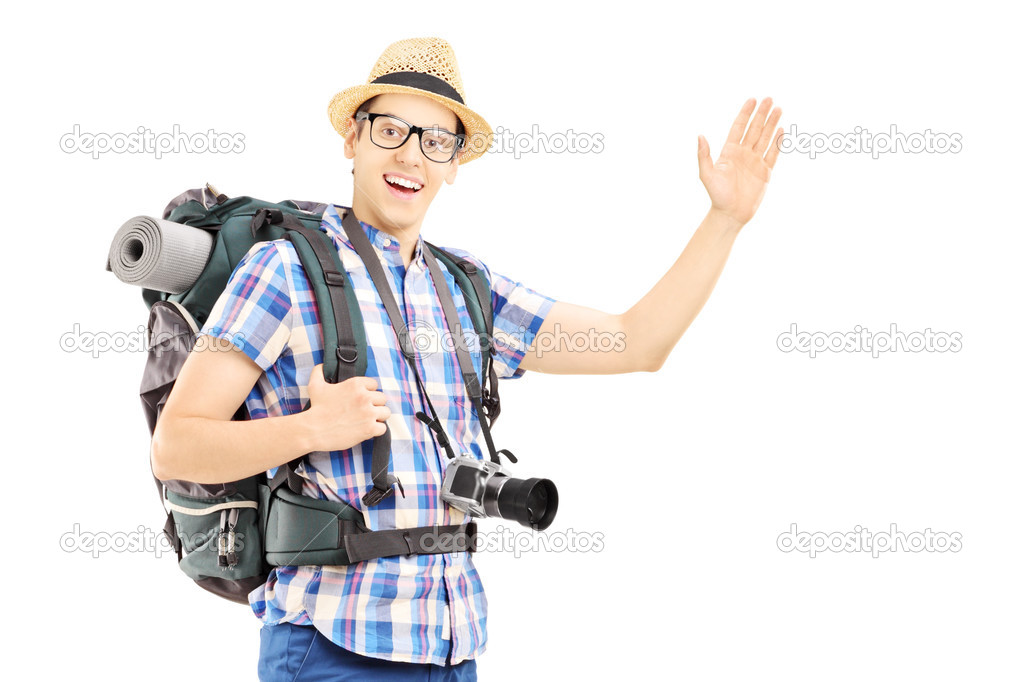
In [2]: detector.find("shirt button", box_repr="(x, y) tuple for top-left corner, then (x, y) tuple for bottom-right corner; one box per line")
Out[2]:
(382, 238), (391, 247)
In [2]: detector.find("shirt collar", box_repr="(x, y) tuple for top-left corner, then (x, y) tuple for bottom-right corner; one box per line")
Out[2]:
(320, 204), (426, 269)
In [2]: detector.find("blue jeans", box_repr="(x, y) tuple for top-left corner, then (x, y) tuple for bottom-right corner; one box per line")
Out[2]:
(257, 622), (478, 681)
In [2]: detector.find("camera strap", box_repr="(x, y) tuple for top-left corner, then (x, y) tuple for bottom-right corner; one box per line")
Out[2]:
(421, 245), (504, 465)
(342, 210), (506, 485)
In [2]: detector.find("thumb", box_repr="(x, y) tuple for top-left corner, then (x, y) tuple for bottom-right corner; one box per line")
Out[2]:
(697, 135), (713, 178)
(309, 363), (326, 388)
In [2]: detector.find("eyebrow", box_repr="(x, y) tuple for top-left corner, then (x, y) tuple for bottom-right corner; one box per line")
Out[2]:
(374, 111), (457, 134)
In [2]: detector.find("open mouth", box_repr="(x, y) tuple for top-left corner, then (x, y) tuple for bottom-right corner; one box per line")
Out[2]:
(384, 174), (423, 200)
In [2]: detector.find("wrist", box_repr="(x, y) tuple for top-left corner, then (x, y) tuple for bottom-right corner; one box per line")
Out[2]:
(289, 409), (320, 454)
(705, 208), (746, 235)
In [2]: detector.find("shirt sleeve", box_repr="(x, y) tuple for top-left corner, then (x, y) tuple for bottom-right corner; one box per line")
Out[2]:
(196, 241), (293, 371)
(440, 247), (557, 380)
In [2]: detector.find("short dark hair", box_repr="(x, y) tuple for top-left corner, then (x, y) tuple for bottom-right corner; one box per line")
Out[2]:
(354, 95), (465, 139)
(353, 96), (378, 140)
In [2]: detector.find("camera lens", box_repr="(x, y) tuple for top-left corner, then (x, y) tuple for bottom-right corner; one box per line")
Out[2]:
(487, 476), (559, 531)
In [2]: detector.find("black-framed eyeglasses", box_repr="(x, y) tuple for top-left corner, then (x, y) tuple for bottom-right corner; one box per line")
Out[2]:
(355, 111), (464, 163)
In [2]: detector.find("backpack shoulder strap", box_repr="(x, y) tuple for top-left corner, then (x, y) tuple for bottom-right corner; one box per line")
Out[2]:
(251, 206), (401, 507)
(424, 243), (493, 345)
(423, 243), (502, 425)
(248, 209), (374, 495)
(276, 214), (367, 382)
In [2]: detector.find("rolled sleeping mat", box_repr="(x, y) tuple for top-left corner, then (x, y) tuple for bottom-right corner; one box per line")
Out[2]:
(106, 216), (214, 294)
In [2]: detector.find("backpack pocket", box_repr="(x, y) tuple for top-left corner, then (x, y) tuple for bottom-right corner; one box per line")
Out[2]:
(164, 480), (267, 603)
(144, 300), (269, 603)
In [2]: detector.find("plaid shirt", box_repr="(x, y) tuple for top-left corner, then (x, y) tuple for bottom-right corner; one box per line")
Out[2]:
(198, 203), (555, 665)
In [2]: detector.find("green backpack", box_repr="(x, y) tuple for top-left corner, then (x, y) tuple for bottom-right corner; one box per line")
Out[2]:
(134, 185), (500, 603)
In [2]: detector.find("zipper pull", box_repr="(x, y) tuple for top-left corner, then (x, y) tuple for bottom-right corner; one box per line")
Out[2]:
(217, 510), (229, 567)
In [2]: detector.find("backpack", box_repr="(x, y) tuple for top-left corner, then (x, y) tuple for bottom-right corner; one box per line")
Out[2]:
(130, 185), (500, 604)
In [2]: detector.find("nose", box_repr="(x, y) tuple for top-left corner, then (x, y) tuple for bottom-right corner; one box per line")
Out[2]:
(395, 132), (425, 167)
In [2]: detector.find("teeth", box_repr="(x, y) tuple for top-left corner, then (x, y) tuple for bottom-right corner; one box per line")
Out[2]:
(385, 175), (422, 191)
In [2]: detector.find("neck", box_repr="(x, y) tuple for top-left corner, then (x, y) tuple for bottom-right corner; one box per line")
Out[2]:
(349, 199), (420, 268)
(394, 235), (417, 268)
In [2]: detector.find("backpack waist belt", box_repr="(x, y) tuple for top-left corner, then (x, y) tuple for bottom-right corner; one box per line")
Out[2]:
(262, 487), (478, 566)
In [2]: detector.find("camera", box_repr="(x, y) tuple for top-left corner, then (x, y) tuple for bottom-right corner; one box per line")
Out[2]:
(440, 454), (558, 530)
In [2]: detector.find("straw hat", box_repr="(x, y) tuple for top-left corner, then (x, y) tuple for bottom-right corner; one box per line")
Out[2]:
(327, 37), (493, 164)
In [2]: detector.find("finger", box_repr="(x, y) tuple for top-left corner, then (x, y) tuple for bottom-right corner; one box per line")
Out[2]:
(725, 98), (757, 146)
(374, 406), (391, 422)
(697, 135), (714, 178)
(742, 97), (773, 148)
(369, 391), (389, 406)
(356, 376), (378, 391)
(764, 128), (784, 169)
(753, 107), (782, 155)
(309, 364), (325, 383)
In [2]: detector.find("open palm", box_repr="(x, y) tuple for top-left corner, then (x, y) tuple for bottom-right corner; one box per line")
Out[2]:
(698, 98), (784, 227)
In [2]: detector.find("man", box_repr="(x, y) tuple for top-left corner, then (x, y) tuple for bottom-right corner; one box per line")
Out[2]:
(151, 37), (782, 680)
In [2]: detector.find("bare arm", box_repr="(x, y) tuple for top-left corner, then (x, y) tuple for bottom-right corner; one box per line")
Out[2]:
(150, 336), (390, 484)
(519, 209), (743, 375)
(519, 98), (784, 376)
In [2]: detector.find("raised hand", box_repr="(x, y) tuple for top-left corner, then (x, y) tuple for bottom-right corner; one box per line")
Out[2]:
(697, 97), (784, 228)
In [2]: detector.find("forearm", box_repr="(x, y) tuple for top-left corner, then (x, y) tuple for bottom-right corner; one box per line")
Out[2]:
(151, 410), (317, 484)
(621, 208), (744, 369)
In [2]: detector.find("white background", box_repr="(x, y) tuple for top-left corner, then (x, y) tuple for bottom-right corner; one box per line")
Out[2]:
(3, 1), (1021, 680)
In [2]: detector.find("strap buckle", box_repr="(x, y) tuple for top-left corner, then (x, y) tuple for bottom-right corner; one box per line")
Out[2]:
(361, 486), (392, 507)
(250, 208), (284, 237)
(323, 270), (346, 287)
(481, 389), (500, 420)
(336, 344), (359, 364)
(361, 476), (405, 507)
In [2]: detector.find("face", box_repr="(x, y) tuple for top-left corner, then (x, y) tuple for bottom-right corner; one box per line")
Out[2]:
(344, 93), (461, 237)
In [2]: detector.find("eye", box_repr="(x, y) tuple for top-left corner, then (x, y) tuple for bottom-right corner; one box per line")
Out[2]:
(423, 132), (455, 153)
(373, 116), (410, 142)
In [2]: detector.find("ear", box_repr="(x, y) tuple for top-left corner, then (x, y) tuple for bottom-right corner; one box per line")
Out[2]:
(444, 155), (459, 185)
(343, 119), (358, 160)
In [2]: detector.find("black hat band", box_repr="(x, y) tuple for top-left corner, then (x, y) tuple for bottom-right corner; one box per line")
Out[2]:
(370, 72), (465, 105)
